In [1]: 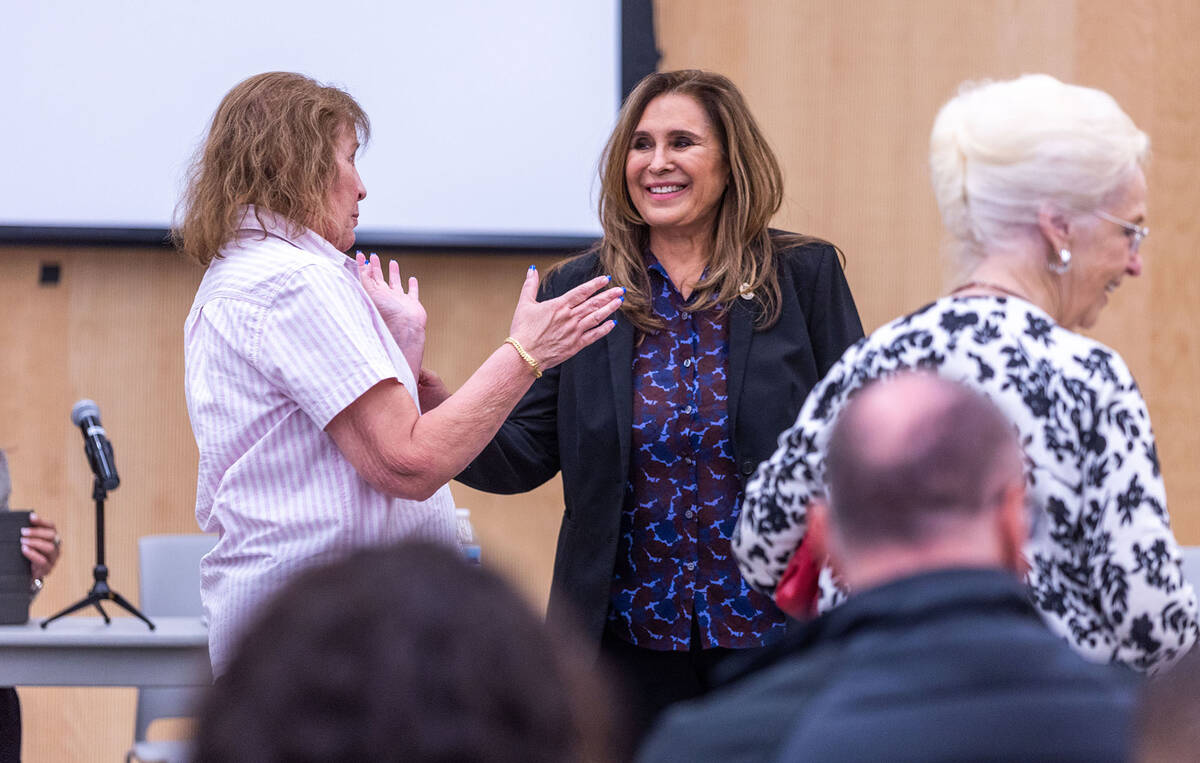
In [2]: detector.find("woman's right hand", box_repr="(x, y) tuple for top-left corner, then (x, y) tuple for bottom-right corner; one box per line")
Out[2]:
(508, 266), (624, 370)
(356, 251), (426, 377)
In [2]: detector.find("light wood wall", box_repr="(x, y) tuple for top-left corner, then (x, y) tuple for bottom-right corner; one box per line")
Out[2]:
(4, 1), (1200, 759)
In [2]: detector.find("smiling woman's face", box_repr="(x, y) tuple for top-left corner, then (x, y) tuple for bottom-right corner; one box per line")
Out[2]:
(1060, 168), (1147, 330)
(624, 93), (729, 240)
(318, 123), (367, 252)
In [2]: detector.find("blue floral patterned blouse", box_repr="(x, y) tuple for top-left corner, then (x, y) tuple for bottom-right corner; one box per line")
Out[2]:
(608, 257), (785, 650)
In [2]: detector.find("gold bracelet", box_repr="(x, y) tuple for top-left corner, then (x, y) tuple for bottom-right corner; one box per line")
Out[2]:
(504, 337), (542, 378)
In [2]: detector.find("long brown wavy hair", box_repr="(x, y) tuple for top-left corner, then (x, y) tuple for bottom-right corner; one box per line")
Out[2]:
(582, 69), (823, 333)
(174, 72), (370, 266)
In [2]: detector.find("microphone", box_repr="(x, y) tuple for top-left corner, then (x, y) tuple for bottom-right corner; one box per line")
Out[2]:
(71, 399), (120, 490)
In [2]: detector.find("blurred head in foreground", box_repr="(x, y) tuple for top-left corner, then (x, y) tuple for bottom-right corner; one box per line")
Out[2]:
(193, 541), (615, 763)
(813, 371), (1028, 590)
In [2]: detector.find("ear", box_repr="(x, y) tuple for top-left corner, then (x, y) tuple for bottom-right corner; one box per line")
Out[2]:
(995, 481), (1030, 577)
(1036, 201), (1072, 253)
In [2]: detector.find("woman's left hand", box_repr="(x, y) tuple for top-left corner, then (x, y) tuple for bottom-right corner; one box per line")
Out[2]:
(508, 267), (622, 371)
(21, 512), (61, 581)
(356, 251), (426, 377)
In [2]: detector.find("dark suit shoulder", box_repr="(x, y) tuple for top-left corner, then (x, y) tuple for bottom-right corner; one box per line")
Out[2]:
(769, 230), (841, 277)
(541, 250), (605, 297)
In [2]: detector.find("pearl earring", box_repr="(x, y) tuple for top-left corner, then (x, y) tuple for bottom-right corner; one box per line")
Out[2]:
(1049, 247), (1071, 274)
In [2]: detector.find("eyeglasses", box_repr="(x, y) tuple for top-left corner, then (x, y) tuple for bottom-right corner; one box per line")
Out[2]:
(1093, 209), (1149, 254)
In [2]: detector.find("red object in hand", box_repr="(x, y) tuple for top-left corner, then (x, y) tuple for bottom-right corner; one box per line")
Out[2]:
(774, 539), (821, 619)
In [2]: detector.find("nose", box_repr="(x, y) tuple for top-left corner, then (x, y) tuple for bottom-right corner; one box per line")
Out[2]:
(1126, 249), (1143, 277)
(355, 168), (367, 201)
(648, 145), (672, 174)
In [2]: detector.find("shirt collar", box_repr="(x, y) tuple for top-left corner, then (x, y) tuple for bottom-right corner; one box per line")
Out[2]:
(642, 249), (669, 280)
(233, 205), (352, 268)
(642, 249), (717, 308)
(642, 248), (712, 287)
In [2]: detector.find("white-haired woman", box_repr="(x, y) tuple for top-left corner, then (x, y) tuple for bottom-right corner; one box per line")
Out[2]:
(734, 74), (1197, 672)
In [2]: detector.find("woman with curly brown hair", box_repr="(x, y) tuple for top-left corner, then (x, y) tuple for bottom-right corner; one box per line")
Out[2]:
(457, 69), (863, 732)
(179, 72), (623, 676)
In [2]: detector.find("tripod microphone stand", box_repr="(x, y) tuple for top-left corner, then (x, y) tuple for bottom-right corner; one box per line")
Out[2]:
(41, 476), (155, 630)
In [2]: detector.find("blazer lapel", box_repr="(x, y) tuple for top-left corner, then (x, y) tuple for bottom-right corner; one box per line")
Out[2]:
(608, 312), (635, 470)
(727, 298), (754, 435)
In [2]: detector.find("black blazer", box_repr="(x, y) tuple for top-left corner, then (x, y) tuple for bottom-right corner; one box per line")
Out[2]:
(457, 238), (863, 647)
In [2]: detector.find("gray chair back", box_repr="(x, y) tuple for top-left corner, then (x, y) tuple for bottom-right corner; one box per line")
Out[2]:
(1179, 546), (1200, 592)
(138, 533), (215, 617)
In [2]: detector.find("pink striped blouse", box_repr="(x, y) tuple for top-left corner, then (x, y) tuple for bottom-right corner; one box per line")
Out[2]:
(184, 207), (457, 676)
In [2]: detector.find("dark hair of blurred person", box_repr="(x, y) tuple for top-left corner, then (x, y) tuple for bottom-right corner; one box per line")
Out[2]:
(192, 541), (617, 763)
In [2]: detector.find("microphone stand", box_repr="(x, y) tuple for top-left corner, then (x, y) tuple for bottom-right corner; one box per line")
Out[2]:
(41, 476), (155, 630)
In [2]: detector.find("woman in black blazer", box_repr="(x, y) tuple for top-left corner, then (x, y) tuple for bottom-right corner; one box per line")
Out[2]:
(458, 70), (862, 736)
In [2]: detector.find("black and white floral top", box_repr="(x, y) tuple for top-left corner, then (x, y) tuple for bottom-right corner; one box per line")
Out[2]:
(734, 294), (1198, 672)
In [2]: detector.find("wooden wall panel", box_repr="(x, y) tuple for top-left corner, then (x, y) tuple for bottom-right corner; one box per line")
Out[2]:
(3, 0), (1199, 759)
(1132, 0), (1200, 548)
(1, 247), (201, 762)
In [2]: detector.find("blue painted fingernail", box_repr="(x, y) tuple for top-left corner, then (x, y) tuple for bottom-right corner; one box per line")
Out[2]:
(606, 275), (612, 282)
(529, 264), (536, 271)
(619, 295), (625, 303)
(611, 318), (618, 326)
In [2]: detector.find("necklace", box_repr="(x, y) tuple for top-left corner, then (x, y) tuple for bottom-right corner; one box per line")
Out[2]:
(951, 280), (1031, 302)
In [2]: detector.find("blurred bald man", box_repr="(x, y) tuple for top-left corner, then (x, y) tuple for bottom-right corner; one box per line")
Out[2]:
(639, 373), (1137, 762)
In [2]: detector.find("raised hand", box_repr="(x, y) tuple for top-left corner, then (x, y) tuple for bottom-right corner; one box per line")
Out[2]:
(508, 266), (624, 371)
(356, 251), (425, 377)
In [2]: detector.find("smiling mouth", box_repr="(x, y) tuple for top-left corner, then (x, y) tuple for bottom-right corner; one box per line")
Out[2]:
(648, 184), (686, 195)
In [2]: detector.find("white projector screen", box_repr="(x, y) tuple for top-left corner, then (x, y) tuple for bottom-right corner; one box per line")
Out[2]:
(2, 1), (640, 249)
